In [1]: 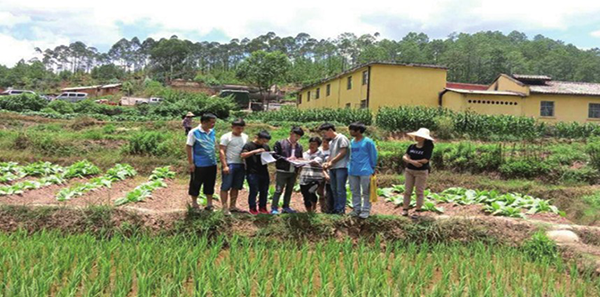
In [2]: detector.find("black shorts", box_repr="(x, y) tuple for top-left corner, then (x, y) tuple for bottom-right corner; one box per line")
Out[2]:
(188, 165), (217, 196)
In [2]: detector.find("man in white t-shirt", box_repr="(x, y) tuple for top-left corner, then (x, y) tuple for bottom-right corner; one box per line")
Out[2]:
(219, 118), (249, 215)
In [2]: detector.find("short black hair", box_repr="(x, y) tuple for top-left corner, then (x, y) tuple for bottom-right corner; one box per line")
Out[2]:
(318, 123), (336, 132)
(232, 118), (246, 127)
(201, 113), (217, 123)
(257, 130), (271, 140)
(309, 136), (322, 146)
(349, 122), (367, 133)
(291, 126), (304, 136)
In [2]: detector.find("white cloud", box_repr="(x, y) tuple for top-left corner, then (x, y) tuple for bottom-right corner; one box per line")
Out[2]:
(592, 30), (600, 38)
(0, 32), (70, 67)
(1, 0), (600, 66)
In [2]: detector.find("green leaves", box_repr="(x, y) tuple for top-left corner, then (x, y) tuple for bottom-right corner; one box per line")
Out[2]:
(63, 160), (101, 179)
(248, 106), (373, 126)
(56, 164), (137, 202)
(115, 166), (174, 206)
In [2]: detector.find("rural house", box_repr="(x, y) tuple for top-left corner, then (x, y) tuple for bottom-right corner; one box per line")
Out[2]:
(297, 62), (600, 123)
(60, 83), (122, 97)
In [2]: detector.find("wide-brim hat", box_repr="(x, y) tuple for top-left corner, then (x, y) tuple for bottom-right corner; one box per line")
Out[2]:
(407, 128), (435, 141)
(186, 112), (195, 117)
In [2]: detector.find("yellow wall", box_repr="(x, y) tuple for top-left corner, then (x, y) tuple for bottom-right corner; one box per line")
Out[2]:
(297, 66), (369, 109)
(442, 91), (524, 116)
(522, 94), (600, 123)
(488, 74), (530, 96)
(297, 64), (446, 111)
(369, 65), (446, 111)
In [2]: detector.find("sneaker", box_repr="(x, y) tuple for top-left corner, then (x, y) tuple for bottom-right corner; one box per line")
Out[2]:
(223, 209), (231, 216)
(359, 212), (369, 219)
(282, 207), (297, 214)
(258, 208), (269, 214)
(249, 208), (259, 215)
(401, 210), (409, 217)
(204, 205), (214, 212)
(349, 210), (361, 217)
(271, 208), (280, 215)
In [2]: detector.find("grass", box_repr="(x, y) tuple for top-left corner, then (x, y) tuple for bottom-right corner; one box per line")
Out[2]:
(0, 230), (597, 296)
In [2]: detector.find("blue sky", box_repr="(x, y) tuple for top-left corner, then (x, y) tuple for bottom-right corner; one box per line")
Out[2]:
(1, 0), (599, 66)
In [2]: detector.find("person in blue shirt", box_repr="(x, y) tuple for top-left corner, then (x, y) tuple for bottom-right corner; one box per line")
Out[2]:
(186, 113), (218, 211)
(347, 122), (378, 219)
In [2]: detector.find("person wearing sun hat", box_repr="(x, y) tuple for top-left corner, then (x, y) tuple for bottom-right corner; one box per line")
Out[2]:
(182, 112), (195, 136)
(402, 128), (435, 217)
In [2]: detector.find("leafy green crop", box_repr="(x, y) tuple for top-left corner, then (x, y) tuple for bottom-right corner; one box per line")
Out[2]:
(56, 164), (137, 201)
(115, 166), (174, 206)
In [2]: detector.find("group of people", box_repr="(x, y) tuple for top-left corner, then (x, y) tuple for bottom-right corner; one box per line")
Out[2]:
(185, 113), (434, 218)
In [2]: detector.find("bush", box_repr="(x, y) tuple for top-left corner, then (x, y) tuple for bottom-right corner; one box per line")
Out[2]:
(434, 116), (455, 139)
(585, 137), (600, 170)
(559, 166), (600, 184)
(0, 94), (48, 112)
(47, 100), (74, 114)
(123, 131), (181, 157)
(521, 232), (559, 262)
(499, 159), (550, 179)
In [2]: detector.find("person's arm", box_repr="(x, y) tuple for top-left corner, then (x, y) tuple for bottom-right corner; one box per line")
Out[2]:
(186, 132), (195, 172)
(416, 146), (433, 164)
(329, 146), (347, 166)
(403, 154), (423, 168)
(241, 145), (265, 159)
(368, 141), (378, 173)
(219, 145), (229, 173)
(272, 141), (287, 161)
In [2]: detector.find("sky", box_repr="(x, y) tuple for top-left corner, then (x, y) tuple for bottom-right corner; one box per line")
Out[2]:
(1, 0), (600, 67)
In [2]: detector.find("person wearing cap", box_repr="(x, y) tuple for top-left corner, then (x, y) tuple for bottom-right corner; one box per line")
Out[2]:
(183, 112), (195, 136)
(402, 128), (435, 217)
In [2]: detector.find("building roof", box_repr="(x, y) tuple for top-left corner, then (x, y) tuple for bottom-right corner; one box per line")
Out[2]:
(444, 88), (526, 97)
(62, 83), (121, 91)
(300, 61), (447, 91)
(512, 74), (552, 81)
(446, 82), (489, 91)
(529, 81), (600, 96)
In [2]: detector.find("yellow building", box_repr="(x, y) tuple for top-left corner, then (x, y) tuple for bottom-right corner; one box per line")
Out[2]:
(297, 62), (447, 111)
(298, 62), (600, 123)
(440, 74), (600, 123)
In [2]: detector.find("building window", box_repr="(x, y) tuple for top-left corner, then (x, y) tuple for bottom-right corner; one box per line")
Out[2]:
(316, 88), (320, 99)
(540, 101), (554, 117)
(360, 99), (368, 109)
(362, 70), (369, 85)
(345, 103), (351, 108)
(298, 94), (302, 104)
(326, 84), (331, 96)
(307, 91), (311, 102)
(589, 103), (600, 119)
(347, 76), (352, 90)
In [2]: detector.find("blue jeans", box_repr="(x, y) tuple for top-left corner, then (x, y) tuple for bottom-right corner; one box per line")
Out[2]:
(329, 168), (348, 214)
(247, 174), (269, 210)
(221, 164), (245, 191)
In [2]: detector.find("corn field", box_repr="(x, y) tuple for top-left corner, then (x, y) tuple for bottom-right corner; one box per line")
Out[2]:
(0, 231), (598, 296)
(248, 107), (373, 125)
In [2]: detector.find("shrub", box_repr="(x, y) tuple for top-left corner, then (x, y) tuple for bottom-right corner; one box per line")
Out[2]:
(499, 159), (550, 179)
(47, 100), (74, 114)
(585, 137), (600, 170)
(521, 232), (559, 262)
(248, 107), (373, 125)
(434, 116), (455, 139)
(123, 131), (181, 157)
(0, 94), (48, 112)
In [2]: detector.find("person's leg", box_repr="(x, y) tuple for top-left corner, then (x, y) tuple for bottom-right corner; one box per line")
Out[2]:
(229, 164), (245, 211)
(258, 174), (270, 211)
(188, 166), (202, 209)
(403, 170), (416, 215)
(220, 164), (233, 212)
(334, 169), (348, 214)
(271, 172), (286, 211)
(328, 170), (339, 213)
(300, 184), (312, 212)
(282, 172), (296, 209)
(247, 174), (258, 212)
(414, 171), (429, 210)
(202, 166), (217, 210)
(359, 176), (371, 218)
(348, 175), (361, 216)
(317, 183), (326, 213)
(326, 183), (334, 214)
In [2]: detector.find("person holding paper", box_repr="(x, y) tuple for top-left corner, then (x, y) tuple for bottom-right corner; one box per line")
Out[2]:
(241, 131), (272, 215)
(298, 137), (325, 212)
(320, 123), (350, 215)
(271, 126), (305, 214)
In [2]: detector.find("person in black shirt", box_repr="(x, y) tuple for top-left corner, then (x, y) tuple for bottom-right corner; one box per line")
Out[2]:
(241, 131), (272, 215)
(402, 128), (435, 217)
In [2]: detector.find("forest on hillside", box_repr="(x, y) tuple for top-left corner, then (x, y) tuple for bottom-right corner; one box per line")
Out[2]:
(1, 30), (599, 92)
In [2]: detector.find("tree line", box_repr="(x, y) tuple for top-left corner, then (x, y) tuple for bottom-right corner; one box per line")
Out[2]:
(1, 30), (599, 92)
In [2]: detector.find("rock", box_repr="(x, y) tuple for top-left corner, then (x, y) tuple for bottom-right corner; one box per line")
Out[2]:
(546, 230), (580, 244)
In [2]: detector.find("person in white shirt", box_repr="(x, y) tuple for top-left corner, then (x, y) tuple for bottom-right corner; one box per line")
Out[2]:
(219, 118), (249, 215)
